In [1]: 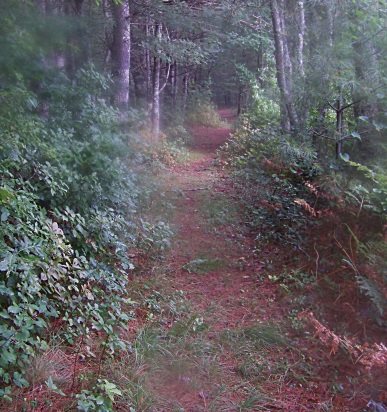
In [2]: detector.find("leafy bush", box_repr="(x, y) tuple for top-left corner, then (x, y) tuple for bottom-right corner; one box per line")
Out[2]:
(165, 125), (192, 146)
(0, 68), (171, 397)
(140, 138), (189, 167)
(76, 379), (123, 412)
(344, 160), (387, 222)
(247, 84), (280, 129)
(185, 85), (223, 127)
(219, 122), (320, 251)
(0, 182), (132, 393)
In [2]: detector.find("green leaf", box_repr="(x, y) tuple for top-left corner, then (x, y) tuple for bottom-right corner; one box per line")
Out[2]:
(373, 121), (386, 131)
(46, 376), (65, 396)
(13, 372), (29, 388)
(0, 188), (15, 203)
(8, 305), (21, 314)
(0, 259), (10, 272)
(350, 131), (361, 139)
(1, 208), (10, 222)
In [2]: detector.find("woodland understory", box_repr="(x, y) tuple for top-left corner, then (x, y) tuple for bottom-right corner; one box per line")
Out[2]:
(0, 0), (387, 411)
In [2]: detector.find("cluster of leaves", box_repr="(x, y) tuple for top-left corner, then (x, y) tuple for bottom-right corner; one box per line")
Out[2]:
(140, 136), (189, 167)
(0, 67), (171, 399)
(343, 158), (387, 222)
(134, 123), (190, 167)
(220, 119), (320, 252)
(185, 85), (224, 127)
(221, 81), (387, 330)
(245, 83), (280, 129)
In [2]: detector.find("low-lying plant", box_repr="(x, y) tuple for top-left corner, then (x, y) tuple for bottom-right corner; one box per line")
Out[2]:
(0, 66), (174, 404)
(219, 122), (321, 253)
(182, 257), (226, 275)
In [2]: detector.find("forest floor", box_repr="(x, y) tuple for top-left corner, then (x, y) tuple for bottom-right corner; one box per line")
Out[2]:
(5, 110), (385, 412)
(126, 109), (385, 412)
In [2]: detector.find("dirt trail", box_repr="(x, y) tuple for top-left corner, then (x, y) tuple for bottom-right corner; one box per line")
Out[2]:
(150, 110), (380, 412)
(164, 110), (275, 328)
(154, 110), (292, 411)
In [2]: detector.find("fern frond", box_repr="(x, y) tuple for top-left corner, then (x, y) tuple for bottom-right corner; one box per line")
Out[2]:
(280, 138), (316, 162)
(356, 276), (386, 316)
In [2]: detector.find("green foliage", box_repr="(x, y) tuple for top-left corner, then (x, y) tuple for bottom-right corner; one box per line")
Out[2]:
(268, 267), (315, 291)
(220, 123), (320, 251)
(357, 276), (386, 320)
(132, 220), (172, 267)
(0, 179), (133, 393)
(357, 240), (387, 325)
(344, 159), (387, 221)
(221, 324), (287, 350)
(165, 125), (192, 146)
(248, 175), (314, 251)
(185, 85), (223, 127)
(0, 66), (170, 397)
(140, 137), (189, 167)
(246, 84), (280, 129)
(76, 379), (122, 412)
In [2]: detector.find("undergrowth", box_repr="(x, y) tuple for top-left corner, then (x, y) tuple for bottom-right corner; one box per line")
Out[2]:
(0, 66), (173, 405)
(185, 85), (225, 127)
(219, 121), (321, 254)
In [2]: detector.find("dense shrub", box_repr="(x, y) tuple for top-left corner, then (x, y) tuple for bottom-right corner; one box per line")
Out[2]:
(0, 69), (170, 396)
(185, 85), (223, 127)
(220, 121), (320, 251)
(246, 84), (280, 129)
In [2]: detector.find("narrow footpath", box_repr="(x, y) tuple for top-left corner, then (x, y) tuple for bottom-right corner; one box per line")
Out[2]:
(128, 108), (380, 412)
(147, 109), (324, 411)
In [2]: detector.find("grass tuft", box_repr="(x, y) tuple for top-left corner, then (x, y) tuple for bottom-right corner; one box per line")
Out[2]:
(183, 257), (226, 274)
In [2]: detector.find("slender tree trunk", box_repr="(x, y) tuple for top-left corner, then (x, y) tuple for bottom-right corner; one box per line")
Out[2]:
(145, 19), (152, 102)
(237, 85), (244, 115)
(111, 0), (131, 113)
(270, 0), (298, 131)
(183, 63), (189, 112)
(172, 61), (178, 105)
(257, 43), (264, 88)
(279, 5), (292, 80)
(328, 4), (335, 47)
(336, 92), (343, 159)
(151, 21), (162, 139)
(63, 0), (89, 76)
(102, 0), (112, 73)
(297, 0), (305, 77)
(352, 39), (366, 121)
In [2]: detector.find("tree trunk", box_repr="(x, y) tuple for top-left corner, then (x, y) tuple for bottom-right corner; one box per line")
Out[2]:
(336, 93), (343, 159)
(270, 0), (298, 131)
(151, 21), (162, 139)
(328, 4), (335, 47)
(257, 43), (264, 88)
(102, 0), (112, 73)
(111, 0), (131, 113)
(297, 0), (305, 77)
(183, 63), (189, 112)
(172, 61), (178, 106)
(63, 0), (89, 76)
(352, 40), (367, 122)
(237, 85), (244, 115)
(145, 19), (152, 101)
(279, 4), (292, 81)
